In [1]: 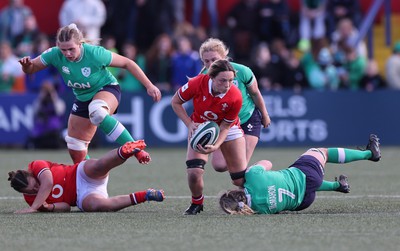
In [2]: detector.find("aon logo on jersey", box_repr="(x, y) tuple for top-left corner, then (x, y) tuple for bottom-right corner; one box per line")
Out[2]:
(67, 80), (91, 89)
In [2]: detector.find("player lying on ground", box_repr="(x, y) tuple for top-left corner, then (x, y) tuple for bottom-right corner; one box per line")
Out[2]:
(8, 140), (164, 214)
(219, 134), (381, 215)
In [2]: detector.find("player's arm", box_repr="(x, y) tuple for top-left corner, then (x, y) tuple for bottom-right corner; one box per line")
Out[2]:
(31, 169), (53, 211)
(171, 92), (196, 131)
(196, 120), (230, 154)
(19, 56), (47, 74)
(213, 120), (230, 149)
(40, 202), (71, 213)
(15, 169), (53, 214)
(247, 78), (271, 128)
(109, 52), (161, 102)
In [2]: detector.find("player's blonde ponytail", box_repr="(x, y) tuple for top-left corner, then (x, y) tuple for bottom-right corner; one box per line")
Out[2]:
(219, 190), (255, 215)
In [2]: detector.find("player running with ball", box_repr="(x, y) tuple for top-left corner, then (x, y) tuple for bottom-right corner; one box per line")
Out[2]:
(171, 59), (248, 215)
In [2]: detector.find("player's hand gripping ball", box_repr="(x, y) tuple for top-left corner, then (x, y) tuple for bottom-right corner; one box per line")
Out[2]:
(190, 121), (220, 152)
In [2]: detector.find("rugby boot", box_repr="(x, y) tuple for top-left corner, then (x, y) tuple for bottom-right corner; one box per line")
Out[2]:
(184, 203), (204, 215)
(335, 175), (350, 193)
(145, 189), (165, 202)
(118, 140), (147, 160)
(366, 134), (381, 162)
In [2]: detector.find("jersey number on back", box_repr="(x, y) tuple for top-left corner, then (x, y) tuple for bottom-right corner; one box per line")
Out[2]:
(278, 188), (295, 202)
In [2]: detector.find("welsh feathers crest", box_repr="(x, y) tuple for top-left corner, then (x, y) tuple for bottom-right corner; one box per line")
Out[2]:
(81, 67), (91, 77)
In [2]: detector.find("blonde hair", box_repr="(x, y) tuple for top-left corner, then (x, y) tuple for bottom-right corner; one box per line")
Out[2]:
(56, 23), (98, 45)
(199, 38), (229, 61)
(219, 190), (255, 215)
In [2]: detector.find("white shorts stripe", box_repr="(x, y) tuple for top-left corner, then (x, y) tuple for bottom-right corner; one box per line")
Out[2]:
(225, 125), (244, 142)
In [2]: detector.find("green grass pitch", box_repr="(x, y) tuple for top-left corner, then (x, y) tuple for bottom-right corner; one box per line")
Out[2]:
(1, 147), (400, 251)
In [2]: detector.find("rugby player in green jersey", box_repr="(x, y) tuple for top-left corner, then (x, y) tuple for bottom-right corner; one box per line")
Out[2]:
(19, 23), (161, 164)
(198, 38), (271, 175)
(219, 134), (381, 215)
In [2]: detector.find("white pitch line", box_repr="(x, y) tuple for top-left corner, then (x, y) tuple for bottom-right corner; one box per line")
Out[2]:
(2, 195), (400, 200)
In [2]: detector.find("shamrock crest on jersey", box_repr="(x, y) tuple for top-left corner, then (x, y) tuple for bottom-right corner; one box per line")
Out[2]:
(81, 67), (91, 77)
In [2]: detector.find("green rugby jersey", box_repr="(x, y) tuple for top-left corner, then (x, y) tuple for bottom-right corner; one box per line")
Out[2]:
(244, 166), (306, 214)
(40, 43), (118, 102)
(201, 62), (256, 124)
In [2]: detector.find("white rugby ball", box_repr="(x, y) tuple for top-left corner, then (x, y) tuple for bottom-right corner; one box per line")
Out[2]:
(190, 121), (220, 152)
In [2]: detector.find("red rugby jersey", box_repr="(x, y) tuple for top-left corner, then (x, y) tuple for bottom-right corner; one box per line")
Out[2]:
(178, 74), (242, 126)
(23, 160), (78, 206)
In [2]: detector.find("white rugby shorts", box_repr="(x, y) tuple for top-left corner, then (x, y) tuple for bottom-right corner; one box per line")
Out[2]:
(76, 161), (109, 211)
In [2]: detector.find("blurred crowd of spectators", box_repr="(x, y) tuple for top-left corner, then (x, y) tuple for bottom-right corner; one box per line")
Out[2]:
(1, 0), (400, 96)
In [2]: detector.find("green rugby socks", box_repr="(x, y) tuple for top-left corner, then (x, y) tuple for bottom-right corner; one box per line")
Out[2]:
(99, 115), (134, 145)
(327, 148), (372, 163)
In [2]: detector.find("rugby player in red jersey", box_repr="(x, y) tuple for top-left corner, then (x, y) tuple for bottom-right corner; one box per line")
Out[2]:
(8, 140), (164, 214)
(171, 59), (247, 215)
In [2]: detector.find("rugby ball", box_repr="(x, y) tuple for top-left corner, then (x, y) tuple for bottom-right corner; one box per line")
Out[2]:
(190, 121), (220, 152)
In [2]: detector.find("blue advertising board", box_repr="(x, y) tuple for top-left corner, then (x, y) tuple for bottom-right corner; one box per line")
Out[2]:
(0, 90), (399, 147)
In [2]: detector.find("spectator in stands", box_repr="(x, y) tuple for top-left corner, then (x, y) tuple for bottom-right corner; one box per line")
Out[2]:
(173, 21), (207, 51)
(330, 18), (367, 59)
(146, 33), (174, 92)
(258, 0), (292, 47)
(385, 41), (400, 90)
(59, 0), (106, 41)
(0, 0), (33, 45)
(101, 34), (119, 77)
(14, 14), (41, 57)
(117, 41), (146, 93)
(170, 35), (202, 91)
(267, 38), (291, 90)
(298, 0), (326, 52)
(338, 39), (367, 90)
(250, 40), (302, 92)
(282, 52), (309, 92)
(249, 42), (274, 91)
(159, 0), (186, 35)
(127, 1), (175, 52)
(325, 0), (362, 39)
(225, 0), (260, 65)
(25, 81), (66, 149)
(168, 0), (186, 30)
(0, 40), (24, 93)
(192, 0), (219, 36)
(360, 59), (386, 92)
(101, 0), (136, 51)
(24, 34), (63, 93)
(301, 38), (340, 90)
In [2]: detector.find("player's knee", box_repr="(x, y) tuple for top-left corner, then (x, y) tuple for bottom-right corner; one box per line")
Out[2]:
(308, 148), (327, 162)
(186, 159), (206, 170)
(82, 198), (105, 212)
(88, 99), (109, 126)
(65, 135), (89, 151)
